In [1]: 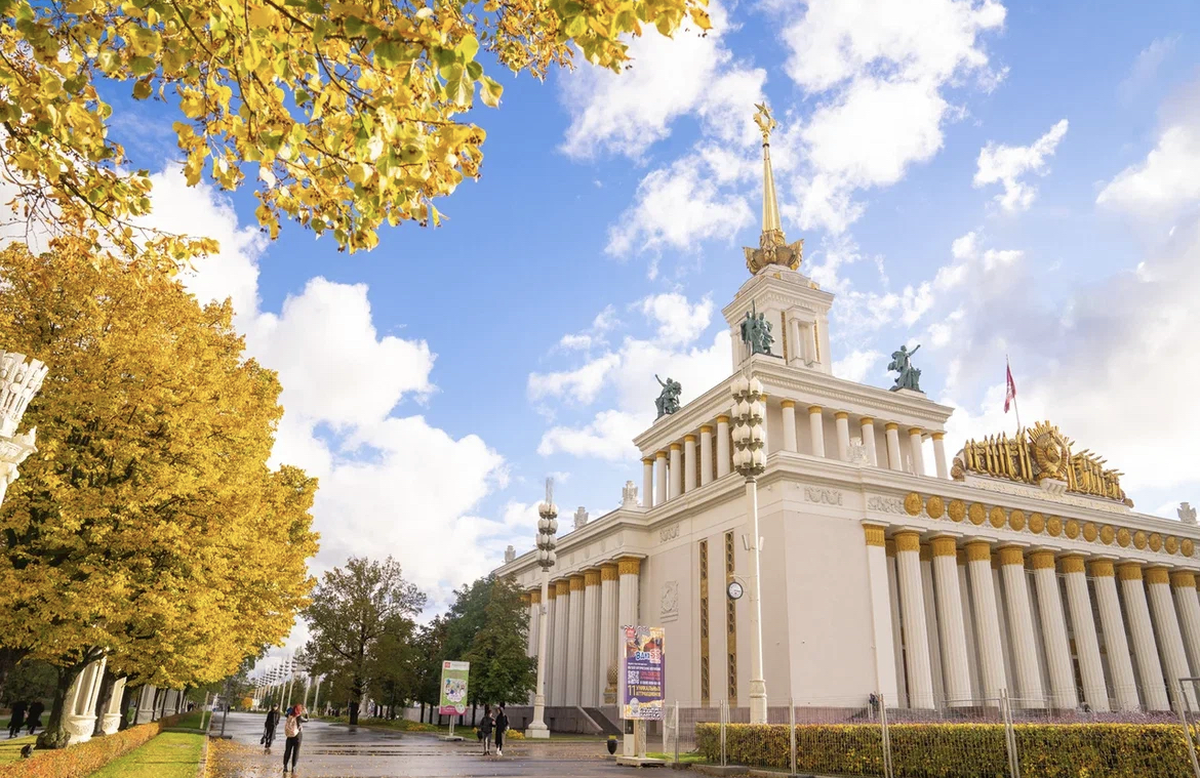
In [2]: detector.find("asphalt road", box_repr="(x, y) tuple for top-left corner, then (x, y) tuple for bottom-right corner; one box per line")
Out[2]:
(206, 712), (636, 777)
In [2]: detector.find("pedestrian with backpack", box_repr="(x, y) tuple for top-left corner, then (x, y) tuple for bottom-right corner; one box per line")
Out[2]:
(282, 704), (308, 773)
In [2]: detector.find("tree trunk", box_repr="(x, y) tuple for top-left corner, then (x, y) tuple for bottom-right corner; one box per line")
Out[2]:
(118, 683), (138, 730)
(36, 663), (85, 749)
(90, 668), (117, 737)
(348, 699), (360, 725)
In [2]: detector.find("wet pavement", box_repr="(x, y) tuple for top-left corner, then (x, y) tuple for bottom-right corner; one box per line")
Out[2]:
(206, 712), (637, 777)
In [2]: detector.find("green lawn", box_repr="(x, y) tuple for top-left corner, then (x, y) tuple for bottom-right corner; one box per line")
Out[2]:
(86, 732), (204, 778)
(169, 709), (211, 730)
(0, 735), (36, 764)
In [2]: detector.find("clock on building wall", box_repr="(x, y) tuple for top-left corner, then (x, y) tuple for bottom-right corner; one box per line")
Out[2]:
(726, 581), (744, 601)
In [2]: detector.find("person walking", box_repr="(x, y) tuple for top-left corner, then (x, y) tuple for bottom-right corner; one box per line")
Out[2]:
(7, 701), (26, 739)
(478, 705), (493, 755)
(262, 704), (280, 752)
(25, 701), (43, 736)
(282, 704), (307, 773)
(494, 704), (508, 757)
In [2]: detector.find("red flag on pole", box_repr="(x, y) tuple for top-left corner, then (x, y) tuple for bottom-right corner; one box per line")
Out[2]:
(1004, 362), (1017, 413)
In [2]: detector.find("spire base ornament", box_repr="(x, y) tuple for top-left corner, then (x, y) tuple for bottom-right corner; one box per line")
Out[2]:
(743, 102), (803, 275)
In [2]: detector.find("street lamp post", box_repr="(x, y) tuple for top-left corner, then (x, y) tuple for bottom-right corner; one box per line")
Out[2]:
(526, 478), (558, 739)
(731, 374), (768, 724)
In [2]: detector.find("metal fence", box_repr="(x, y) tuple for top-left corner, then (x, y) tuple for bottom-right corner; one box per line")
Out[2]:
(663, 689), (1200, 777)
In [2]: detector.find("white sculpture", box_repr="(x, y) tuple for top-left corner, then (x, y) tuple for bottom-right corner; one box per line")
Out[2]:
(574, 506), (588, 531)
(504, 545), (516, 563)
(622, 481), (639, 508)
(1180, 502), (1197, 527)
(0, 352), (46, 506)
(847, 437), (870, 466)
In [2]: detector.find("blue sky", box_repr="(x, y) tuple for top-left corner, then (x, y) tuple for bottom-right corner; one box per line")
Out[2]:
(100, 0), (1200, 631)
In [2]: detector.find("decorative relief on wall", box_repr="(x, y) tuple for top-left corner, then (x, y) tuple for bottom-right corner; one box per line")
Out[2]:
(926, 496), (945, 520)
(660, 523), (680, 543)
(904, 492), (922, 516)
(866, 495), (905, 514)
(947, 499), (966, 522)
(661, 580), (679, 622)
(958, 474), (1130, 514)
(804, 486), (843, 506)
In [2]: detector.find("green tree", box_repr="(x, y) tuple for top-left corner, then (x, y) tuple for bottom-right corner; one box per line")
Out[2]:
(301, 557), (425, 724)
(366, 616), (420, 718)
(412, 616), (447, 722)
(462, 576), (534, 706)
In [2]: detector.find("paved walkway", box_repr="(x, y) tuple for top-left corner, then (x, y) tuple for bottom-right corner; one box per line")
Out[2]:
(207, 713), (633, 777)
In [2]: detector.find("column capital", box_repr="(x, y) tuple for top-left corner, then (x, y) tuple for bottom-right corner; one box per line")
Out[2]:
(569, 574), (585, 591)
(1171, 570), (1196, 589)
(859, 416), (875, 425)
(1144, 566), (1170, 586)
(997, 546), (1025, 567)
(964, 540), (992, 561)
(716, 414), (730, 424)
(862, 523), (886, 547)
(700, 424), (713, 433)
(1089, 559), (1115, 577)
(885, 422), (899, 432)
(684, 434), (696, 443)
(1117, 562), (1143, 581)
(584, 568), (601, 587)
(669, 442), (682, 451)
(547, 584), (558, 599)
(780, 399), (796, 409)
(555, 579), (571, 596)
(930, 536), (957, 557)
(892, 530), (921, 553)
(931, 431), (945, 440)
(656, 450), (668, 459)
(1059, 554), (1086, 575)
(531, 588), (542, 603)
(834, 411), (849, 420)
(807, 404), (822, 414)
(642, 456), (654, 464)
(907, 427), (923, 436)
(600, 562), (619, 581)
(1029, 550), (1056, 570)
(618, 556), (642, 575)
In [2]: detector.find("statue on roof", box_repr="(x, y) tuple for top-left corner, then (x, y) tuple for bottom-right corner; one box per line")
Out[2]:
(654, 375), (681, 419)
(739, 301), (774, 356)
(887, 344), (922, 392)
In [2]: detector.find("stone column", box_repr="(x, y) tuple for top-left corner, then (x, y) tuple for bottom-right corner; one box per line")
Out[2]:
(600, 563), (620, 703)
(1146, 566), (1193, 707)
(552, 579), (570, 707)
(65, 657), (107, 742)
(716, 416), (731, 478)
(931, 537), (972, 706)
(835, 412), (851, 461)
(700, 425), (713, 487)
(566, 575), (585, 705)
(136, 685), (157, 724)
(808, 405), (825, 457)
(642, 458), (654, 508)
(885, 423), (903, 471)
(1118, 563), (1170, 711)
(863, 525), (899, 703)
(908, 428), (925, 476)
(886, 542), (908, 707)
(860, 417), (878, 467)
(618, 556), (641, 627)
(1030, 551), (1077, 709)
(919, 546), (945, 705)
(101, 677), (126, 735)
(669, 444), (682, 500)
(957, 551), (981, 699)
(1060, 555), (1109, 712)
(654, 451), (667, 506)
(1172, 571), (1200, 678)
(894, 531), (934, 708)
(1090, 560), (1140, 711)
(998, 546), (1045, 707)
(581, 570), (601, 707)
(683, 435), (697, 493)
(781, 401), (797, 452)
(545, 584), (557, 707)
(932, 432), (949, 479)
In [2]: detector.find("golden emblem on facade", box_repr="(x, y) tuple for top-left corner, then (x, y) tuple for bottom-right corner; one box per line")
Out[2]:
(1009, 510), (1025, 532)
(904, 492), (922, 516)
(968, 503), (985, 525)
(1065, 519), (1080, 539)
(1149, 533), (1162, 552)
(926, 495), (945, 519)
(989, 506), (1006, 528)
(1182, 538), (1194, 557)
(947, 499), (966, 522)
(1029, 512), (1045, 534)
(1047, 516), (1062, 536)
(1082, 522), (1098, 542)
(950, 420), (1133, 506)
(1117, 527), (1131, 547)
(1100, 525), (1115, 545)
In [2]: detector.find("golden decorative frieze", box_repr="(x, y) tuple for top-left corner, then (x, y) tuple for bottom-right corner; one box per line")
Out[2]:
(968, 503), (986, 526)
(1009, 509), (1026, 532)
(1149, 533), (1162, 552)
(1117, 563), (1142, 581)
(989, 506), (1006, 529)
(1183, 539), (1195, 557)
(1171, 571), (1196, 589)
(1133, 531), (1147, 550)
(931, 537), (957, 557)
(893, 531), (921, 553)
(1060, 555), (1086, 574)
(1117, 528), (1131, 547)
(863, 525), (887, 547)
(1029, 551), (1056, 570)
(1145, 567), (1170, 585)
(1065, 519), (1080, 540)
(903, 492), (922, 516)
(948, 499), (966, 522)
(927, 495), (945, 520)
(1089, 559), (1115, 577)
(1047, 516), (1062, 537)
(1100, 525), (1115, 545)
(1082, 522), (1098, 542)
(1029, 512), (1045, 534)
(950, 420), (1132, 506)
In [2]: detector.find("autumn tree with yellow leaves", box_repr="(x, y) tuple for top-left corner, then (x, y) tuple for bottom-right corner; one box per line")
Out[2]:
(0, 0), (711, 262)
(0, 242), (320, 748)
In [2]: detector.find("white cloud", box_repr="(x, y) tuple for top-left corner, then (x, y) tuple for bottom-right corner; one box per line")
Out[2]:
(973, 119), (1069, 212)
(1097, 125), (1200, 219)
(557, 305), (618, 352)
(606, 155), (754, 261)
(833, 349), (882, 382)
(539, 409), (648, 461)
(1119, 36), (1178, 103)
(639, 292), (714, 346)
(559, 0), (765, 159)
(528, 352), (621, 405)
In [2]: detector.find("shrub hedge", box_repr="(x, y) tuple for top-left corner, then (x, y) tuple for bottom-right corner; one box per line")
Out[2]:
(696, 721), (1198, 778)
(0, 714), (184, 778)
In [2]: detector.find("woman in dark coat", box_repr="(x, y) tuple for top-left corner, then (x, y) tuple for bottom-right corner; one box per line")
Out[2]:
(7, 701), (25, 739)
(494, 704), (508, 756)
(262, 704), (280, 751)
(478, 706), (493, 755)
(25, 701), (43, 736)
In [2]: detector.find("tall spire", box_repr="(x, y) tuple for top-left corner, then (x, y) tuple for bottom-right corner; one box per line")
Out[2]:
(744, 102), (802, 275)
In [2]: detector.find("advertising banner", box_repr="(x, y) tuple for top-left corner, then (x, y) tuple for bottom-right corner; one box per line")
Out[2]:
(620, 625), (665, 720)
(438, 660), (470, 716)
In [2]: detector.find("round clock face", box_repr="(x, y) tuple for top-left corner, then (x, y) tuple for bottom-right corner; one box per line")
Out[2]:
(727, 581), (744, 601)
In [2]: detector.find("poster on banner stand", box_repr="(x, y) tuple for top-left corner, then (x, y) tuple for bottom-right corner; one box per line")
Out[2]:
(620, 625), (665, 720)
(438, 660), (470, 739)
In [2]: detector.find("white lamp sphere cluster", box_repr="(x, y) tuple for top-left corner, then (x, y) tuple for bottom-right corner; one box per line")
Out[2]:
(731, 374), (766, 477)
(536, 500), (558, 571)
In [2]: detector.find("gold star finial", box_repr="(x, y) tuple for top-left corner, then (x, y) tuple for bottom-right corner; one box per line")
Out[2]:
(753, 102), (777, 143)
